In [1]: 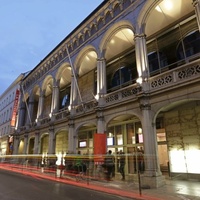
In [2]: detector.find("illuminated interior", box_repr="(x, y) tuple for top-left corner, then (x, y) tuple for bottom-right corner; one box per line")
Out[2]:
(169, 149), (200, 173)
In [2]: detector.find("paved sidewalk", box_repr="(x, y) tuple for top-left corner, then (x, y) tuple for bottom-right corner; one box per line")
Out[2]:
(60, 171), (200, 200)
(0, 164), (199, 200)
(92, 178), (200, 200)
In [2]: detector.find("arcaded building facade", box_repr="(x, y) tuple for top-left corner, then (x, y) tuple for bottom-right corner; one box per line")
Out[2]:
(14, 0), (200, 187)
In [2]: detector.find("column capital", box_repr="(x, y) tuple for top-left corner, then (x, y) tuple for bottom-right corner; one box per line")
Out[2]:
(97, 57), (106, 62)
(49, 126), (54, 132)
(68, 121), (74, 128)
(140, 103), (151, 110)
(134, 33), (146, 39)
(35, 131), (40, 136)
(193, 0), (199, 6)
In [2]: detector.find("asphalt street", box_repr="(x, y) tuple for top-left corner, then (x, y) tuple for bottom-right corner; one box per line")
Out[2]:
(0, 170), (133, 200)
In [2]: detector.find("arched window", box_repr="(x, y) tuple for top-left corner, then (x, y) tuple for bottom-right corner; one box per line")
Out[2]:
(177, 30), (200, 60)
(111, 65), (135, 89)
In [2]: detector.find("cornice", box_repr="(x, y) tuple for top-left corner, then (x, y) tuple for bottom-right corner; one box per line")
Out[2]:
(23, 0), (136, 91)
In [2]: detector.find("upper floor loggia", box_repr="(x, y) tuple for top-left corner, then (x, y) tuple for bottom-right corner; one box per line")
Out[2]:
(16, 0), (200, 129)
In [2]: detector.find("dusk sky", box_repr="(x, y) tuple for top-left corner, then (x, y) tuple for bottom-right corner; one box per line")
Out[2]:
(0, 0), (103, 95)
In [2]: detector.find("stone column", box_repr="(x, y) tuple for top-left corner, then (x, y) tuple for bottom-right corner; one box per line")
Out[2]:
(17, 102), (26, 127)
(53, 80), (60, 113)
(25, 97), (34, 125)
(97, 58), (106, 96)
(193, 0), (200, 31)
(33, 131), (40, 154)
(96, 110), (105, 134)
(23, 134), (28, 155)
(68, 120), (76, 153)
(13, 135), (20, 155)
(135, 33), (149, 80)
(69, 75), (77, 114)
(139, 97), (165, 188)
(48, 126), (55, 154)
(94, 110), (107, 161)
(37, 90), (45, 120)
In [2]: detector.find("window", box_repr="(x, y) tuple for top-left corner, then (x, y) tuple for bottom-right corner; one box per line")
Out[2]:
(107, 51), (137, 92)
(148, 51), (168, 74)
(177, 30), (200, 60)
(126, 123), (135, 144)
(60, 87), (70, 109)
(108, 65), (136, 91)
(61, 94), (70, 108)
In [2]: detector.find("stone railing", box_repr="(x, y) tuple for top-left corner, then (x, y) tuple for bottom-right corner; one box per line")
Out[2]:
(150, 60), (200, 90)
(76, 100), (98, 114)
(54, 108), (70, 120)
(40, 117), (51, 125)
(105, 84), (141, 104)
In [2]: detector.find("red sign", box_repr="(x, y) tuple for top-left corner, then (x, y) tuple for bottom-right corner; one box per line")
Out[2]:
(11, 89), (20, 127)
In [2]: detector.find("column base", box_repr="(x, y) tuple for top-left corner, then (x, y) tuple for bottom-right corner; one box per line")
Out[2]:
(141, 174), (166, 188)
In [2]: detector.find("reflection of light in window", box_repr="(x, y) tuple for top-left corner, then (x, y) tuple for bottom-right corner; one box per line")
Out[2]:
(62, 95), (69, 107)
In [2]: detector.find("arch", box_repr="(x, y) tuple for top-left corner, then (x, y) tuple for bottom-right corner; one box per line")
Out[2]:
(99, 20), (135, 59)
(55, 128), (68, 154)
(74, 45), (98, 76)
(152, 98), (200, 174)
(136, 0), (194, 36)
(75, 121), (97, 133)
(42, 75), (54, 95)
(56, 62), (71, 86)
(106, 112), (141, 127)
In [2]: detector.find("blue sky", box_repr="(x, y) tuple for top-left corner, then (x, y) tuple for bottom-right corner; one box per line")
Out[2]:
(0, 0), (103, 95)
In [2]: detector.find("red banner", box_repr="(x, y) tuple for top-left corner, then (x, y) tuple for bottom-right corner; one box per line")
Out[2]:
(11, 89), (20, 127)
(93, 133), (107, 164)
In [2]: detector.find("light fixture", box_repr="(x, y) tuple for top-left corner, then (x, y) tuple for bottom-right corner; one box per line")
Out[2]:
(136, 77), (143, 85)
